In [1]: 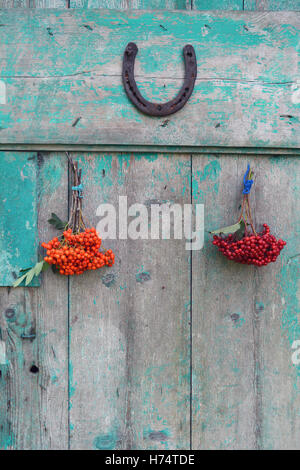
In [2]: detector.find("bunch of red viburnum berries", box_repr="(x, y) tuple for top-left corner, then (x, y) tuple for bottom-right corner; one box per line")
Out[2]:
(42, 228), (115, 276)
(213, 224), (286, 266)
(211, 166), (286, 267)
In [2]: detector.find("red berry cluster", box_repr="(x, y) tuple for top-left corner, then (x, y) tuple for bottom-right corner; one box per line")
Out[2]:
(42, 227), (115, 275)
(213, 224), (286, 266)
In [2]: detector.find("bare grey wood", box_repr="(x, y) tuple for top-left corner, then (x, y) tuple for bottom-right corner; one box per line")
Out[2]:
(0, 153), (69, 449)
(192, 155), (300, 449)
(69, 153), (191, 449)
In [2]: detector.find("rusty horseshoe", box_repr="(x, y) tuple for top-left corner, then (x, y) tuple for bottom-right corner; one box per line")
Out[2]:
(122, 42), (197, 117)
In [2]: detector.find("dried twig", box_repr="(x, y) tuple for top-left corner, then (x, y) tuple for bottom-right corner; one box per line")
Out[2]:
(66, 152), (86, 233)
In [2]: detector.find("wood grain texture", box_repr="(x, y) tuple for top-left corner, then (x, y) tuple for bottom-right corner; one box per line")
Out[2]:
(68, 0), (192, 451)
(193, 0), (300, 10)
(0, 0), (68, 6)
(248, 157), (300, 449)
(0, 10), (299, 149)
(0, 0), (69, 451)
(1, 0), (300, 452)
(69, 153), (191, 449)
(191, 156), (300, 449)
(244, 1), (300, 10)
(0, 152), (38, 286)
(0, 153), (69, 449)
(193, 0), (243, 9)
(70, 0), (190, 8)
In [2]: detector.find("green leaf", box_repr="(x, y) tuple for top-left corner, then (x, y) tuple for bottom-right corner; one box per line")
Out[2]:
(13, 260), (48, 287)
(34, 261), (45, 276)
(210, 222), (242, 235)
(48, 213), (67, 230)
(235, 219), (246, 240)
(42, 262), (50, 272)
(13, 273), (27, 288)
(25, 267), (36, 286)
(19, 267), (32, 273)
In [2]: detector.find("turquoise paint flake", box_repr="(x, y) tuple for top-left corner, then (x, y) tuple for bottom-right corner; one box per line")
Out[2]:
(0, 431), (15, 450)
(0, 152), (38, 286)
(143, 426), (171, 444)
(69, 361), (77, 407)
(232, 315), (246, 328)
(279, 252), (300, 355)
(192, 158), (221, 203)
(93, 429), (119, 450)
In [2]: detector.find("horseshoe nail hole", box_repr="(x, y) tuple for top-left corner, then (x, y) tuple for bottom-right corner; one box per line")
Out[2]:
(157, 105), (162, 111)
(4, 308), (15, 319)
(185, 88), (189, 92)
(30, 365), (39, 374)
(231, 313), (240, 322)
(187, 51), (192, 57)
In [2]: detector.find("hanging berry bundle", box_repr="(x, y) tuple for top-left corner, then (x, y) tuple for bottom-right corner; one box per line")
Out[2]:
(211, 165), (286, 267)
(14, 153), (115, 287)
(42, 228), (114, 275)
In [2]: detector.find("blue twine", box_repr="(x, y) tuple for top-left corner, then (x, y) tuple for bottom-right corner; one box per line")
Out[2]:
(72, 184), (83, 198)
(242, 164), (253, 194)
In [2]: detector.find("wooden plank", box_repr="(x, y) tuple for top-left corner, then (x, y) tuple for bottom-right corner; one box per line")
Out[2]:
(0, 152), (38, 286)
(0, 153), (69, 449)
(0, 10), (299, 149)
(193, 0), (243, 9)
(0, 0), (69, 453)
(69, 0), (192, 451)
(70, 0), (190, 8)
(69, 153), (191, 449)
(191, 155), (300, 449)
(0, 0), (67, 5)
(1, 144), (300, 156)
(246, 157), (300, 449)
(193, 0), (300, 10)
(244, 1), (300, 10)
(191, 156), (256, 449)
(191, 0), (300, 451)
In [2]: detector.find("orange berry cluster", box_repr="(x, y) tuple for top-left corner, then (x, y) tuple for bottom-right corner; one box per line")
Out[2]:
(42, 227), (115, 275)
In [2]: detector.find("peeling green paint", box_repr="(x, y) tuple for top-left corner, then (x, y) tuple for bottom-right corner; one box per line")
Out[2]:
(0, 152), (38, 286)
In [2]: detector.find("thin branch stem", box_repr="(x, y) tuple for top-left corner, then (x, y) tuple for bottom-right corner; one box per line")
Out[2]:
(245, 195), (257, 235)
(237, 167), (257, 236)
(66, 152), (86, 233)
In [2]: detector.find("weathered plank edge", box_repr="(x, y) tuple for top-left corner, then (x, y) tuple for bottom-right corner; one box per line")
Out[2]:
(0, 145), (299, 155)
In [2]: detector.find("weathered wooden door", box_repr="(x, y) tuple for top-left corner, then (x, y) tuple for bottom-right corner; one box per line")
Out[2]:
(0, 1), (299, 450)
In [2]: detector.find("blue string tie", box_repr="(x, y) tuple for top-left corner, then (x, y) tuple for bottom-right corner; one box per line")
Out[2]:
(72, 184), (83, 198)
(243, 164), (253, 194)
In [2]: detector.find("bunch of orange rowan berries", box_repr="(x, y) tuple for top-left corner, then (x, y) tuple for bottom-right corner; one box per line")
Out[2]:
(42, 227), (115, 276)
